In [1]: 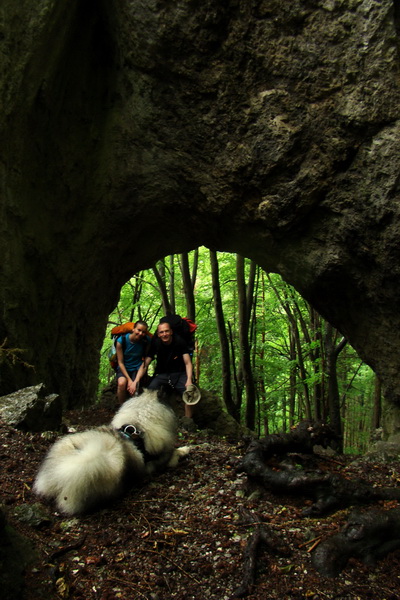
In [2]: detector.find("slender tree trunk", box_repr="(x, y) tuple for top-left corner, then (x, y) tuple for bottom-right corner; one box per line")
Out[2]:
(195, 339), (201, 384)
(180, 252), (196, 321)
(152, 260), (172, 315)
(372, 376), (382, 430)
(285, 285), (317, 419)
(259, 271), (268, 435)
(246, 260), (257, 326)
(289, 312), (312, 420)
(267, 275), (311, 421)
(169, 255), (176, 314)
(250, 266), (261, 433)
(263, 414), (269, 435)
(358, 392), (366, 452)
(288, 323), (297, 427)
(191, 248), (199, 289)
(228, 320), (242, 410)
(127, 275), (143, 321)
(237, 255), (257, 431)
(309, 308), (323, 420)
(210, 250), (239, 421)
(324, 322), (347, 451)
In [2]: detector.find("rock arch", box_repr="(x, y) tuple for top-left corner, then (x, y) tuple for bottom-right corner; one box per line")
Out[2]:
(1, 1), (400, 436)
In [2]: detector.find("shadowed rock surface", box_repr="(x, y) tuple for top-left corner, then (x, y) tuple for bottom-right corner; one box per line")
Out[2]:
(1, 1), (400, 435)
(0, 384), (62, 432)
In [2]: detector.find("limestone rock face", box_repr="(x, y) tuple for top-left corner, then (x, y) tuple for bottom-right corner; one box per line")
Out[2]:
(0, 2), (399, 427)
(0, 384), (62, 432)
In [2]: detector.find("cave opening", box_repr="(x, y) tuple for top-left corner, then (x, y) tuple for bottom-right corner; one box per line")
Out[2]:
(100, 247), (376, 452)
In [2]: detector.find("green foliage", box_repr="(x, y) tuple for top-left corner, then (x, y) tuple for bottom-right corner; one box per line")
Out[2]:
(99, 248), (377, 453)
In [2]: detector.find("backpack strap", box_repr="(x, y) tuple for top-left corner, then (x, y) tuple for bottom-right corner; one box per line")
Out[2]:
(116, 333), (128, 352)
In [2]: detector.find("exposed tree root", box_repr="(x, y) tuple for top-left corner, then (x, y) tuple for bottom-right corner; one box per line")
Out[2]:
(238, 421), (400, 516)
(230, 511), (290, 599)
(311, 507), (400, 577)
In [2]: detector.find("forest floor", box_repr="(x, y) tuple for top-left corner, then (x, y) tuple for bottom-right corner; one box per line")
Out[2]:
(1, 401), (400, 600)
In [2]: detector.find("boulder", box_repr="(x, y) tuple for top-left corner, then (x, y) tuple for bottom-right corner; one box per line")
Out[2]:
(190, 390), (253, 441)
(0, 384), (62, 432)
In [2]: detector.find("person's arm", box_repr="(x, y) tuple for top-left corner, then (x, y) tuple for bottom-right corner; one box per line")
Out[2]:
(116, 340), (132, 384)
(132, 355), (152, 394)
(182, 353), (193, 387)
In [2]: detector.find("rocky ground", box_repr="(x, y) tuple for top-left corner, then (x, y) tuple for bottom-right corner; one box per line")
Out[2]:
(1, 402), (400, 600)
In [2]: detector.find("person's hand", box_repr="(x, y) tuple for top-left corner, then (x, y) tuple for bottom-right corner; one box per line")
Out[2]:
(127, 380), (137, 396)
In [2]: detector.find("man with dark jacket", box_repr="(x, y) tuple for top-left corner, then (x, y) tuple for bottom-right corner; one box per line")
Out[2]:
(135, 321), (194, 417)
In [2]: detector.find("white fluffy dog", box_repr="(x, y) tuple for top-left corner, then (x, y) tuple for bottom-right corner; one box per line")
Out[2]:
(33, 389), (190, 515)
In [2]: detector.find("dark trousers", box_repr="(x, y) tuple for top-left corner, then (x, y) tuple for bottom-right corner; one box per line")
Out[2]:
(148, 372), (186, 395)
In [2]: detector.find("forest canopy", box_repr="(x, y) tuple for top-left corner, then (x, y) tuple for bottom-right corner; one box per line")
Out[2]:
(99, 248), (377, 454)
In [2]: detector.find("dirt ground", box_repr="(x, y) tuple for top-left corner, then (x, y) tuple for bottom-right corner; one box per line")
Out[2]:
(1, 402), (400, 600)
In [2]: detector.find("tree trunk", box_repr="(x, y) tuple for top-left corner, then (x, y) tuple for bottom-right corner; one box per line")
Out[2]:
(372, 376), (382, 430)
(191, 248), (199, 289)
(169, 255), (176, 314)
(228, 320), (243, 412)
(324, 322), (347, 450)
(288, 324), (297, 427)
(267, 275), (312, 421)
(210, 250), (239, 421)
(237, 254), (257, 431)
(152, 261), (172, 315)
(309, 307), (323, 420)
(180, 252), (196, 321)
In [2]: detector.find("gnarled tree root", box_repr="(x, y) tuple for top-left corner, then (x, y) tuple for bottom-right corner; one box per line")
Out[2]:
(311, 508), (400, 577)
(230, 511), (289, 599)
(238, 422), (400, 516)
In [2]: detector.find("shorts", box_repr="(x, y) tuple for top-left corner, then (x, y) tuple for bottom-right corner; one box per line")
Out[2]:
(147, 372), (187, 395)
(115, 367), (138, 381)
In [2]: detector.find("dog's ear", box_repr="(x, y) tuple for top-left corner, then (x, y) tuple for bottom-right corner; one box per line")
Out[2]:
(157, 385), (172, 401)
(157, 385), (167, 402)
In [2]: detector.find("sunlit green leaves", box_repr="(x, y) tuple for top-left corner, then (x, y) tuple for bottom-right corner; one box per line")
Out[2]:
(99, 247), (376, 452)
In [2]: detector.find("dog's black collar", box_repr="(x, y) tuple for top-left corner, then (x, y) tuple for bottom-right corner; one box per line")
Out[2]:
(118, 424), (150, 461)
(119, 424), (144, 439)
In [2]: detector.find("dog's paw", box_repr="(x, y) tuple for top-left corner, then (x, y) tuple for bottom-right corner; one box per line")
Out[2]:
(167, 446), (191, 467)
(176, 445), (191, 457)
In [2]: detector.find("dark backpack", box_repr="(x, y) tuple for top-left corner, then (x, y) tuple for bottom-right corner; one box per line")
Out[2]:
(159, 314), (197, 354)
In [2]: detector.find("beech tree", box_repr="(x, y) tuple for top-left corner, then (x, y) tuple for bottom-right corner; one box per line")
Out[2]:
(179, 251), (197, 322)
(210, 250), (238, 420)
(237, 254), (257, 430)
(152, 259), (172, 316)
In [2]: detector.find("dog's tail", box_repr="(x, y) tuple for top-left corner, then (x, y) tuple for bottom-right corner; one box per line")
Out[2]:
(33, 427), (144, 515)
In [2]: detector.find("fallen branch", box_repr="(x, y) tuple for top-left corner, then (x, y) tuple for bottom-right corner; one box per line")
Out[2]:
(305, 537), (322, 553)
(49, 535), (86, 560)
(298, 534), (323, 551)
